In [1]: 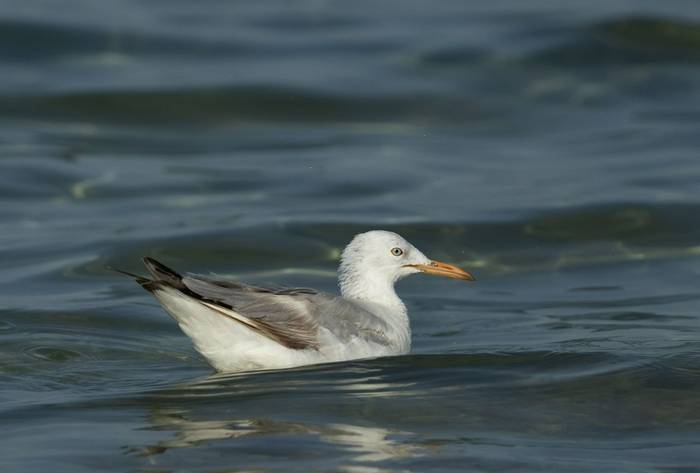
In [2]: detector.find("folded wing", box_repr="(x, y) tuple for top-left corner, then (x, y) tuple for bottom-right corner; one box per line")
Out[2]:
(139, 258), (389, 350)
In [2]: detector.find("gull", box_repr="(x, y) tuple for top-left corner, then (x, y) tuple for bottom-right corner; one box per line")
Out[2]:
(119, 230), (474, 372)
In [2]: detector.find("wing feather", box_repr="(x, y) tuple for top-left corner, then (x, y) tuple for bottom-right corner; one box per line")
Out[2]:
(182, 274), (390, 349)
(199, 300), (319, 349)
(128, 258), (391, 351)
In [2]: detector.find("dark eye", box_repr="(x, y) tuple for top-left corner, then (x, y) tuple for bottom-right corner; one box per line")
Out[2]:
(391, 247), (403, 256)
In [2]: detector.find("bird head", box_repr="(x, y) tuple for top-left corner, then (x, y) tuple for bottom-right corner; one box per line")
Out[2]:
(338, 230), (474, 297)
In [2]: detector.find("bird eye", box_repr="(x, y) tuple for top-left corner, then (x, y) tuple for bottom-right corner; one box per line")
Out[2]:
(391, 247), (404, 256)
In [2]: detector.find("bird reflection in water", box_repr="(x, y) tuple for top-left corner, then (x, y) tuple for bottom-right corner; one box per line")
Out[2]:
(126, 367), (433, 467)
(130, 407), (426, 464)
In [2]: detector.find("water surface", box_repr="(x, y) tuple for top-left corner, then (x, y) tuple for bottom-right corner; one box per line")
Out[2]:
(1, 1), (700, 472)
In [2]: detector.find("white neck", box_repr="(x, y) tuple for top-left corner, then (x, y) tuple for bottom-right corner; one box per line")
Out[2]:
(338, 266), (411, 351)
(339, 271), (404, 308)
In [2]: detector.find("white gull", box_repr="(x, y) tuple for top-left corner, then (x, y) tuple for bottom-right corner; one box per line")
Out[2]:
(121, 230), (474, 372)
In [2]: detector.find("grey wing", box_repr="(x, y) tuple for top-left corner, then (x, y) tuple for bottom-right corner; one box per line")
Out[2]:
(300, 291), (393, 346)
(182, 274), (391, 349)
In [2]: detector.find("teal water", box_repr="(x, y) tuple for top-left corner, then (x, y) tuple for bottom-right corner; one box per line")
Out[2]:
(2, 1), (700, 472)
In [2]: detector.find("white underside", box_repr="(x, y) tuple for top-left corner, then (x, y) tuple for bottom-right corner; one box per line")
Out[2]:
(153, 287), (406, 372)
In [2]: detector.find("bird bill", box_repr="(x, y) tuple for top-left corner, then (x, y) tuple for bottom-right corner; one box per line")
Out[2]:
(405, 261), (475, 281)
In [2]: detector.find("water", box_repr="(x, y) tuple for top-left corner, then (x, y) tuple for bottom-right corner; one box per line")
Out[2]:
(2, 1), (700, 471)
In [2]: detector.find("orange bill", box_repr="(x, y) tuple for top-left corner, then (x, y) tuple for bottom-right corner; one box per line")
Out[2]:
(406, 260), (475, 281)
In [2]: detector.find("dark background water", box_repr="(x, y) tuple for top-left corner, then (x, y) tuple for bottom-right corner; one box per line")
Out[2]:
(2, 1), (700, 472)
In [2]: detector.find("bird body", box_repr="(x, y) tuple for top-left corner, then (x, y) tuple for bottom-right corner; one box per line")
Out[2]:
(124, 231), (473, 372)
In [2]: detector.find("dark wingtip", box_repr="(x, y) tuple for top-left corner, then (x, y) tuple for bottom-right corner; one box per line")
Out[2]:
(142, 257), (185, 289)
(108, 266), (150, 285)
